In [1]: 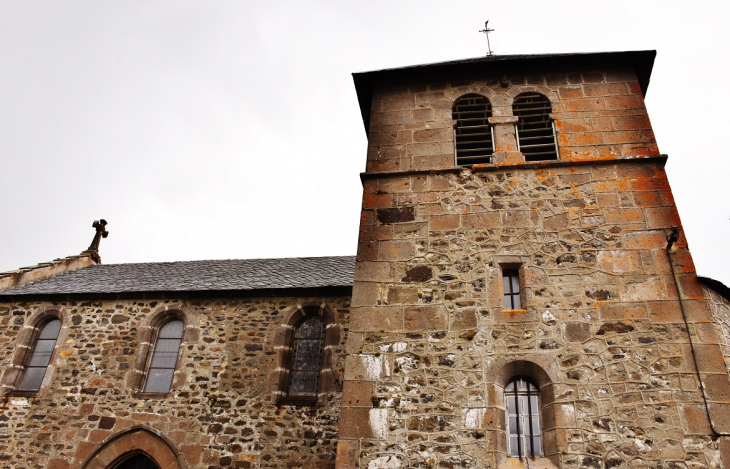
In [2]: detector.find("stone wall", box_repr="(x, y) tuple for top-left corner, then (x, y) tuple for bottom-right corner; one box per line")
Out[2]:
(341, 155), (730, 467)
(0, 295), (350, 469)
(704, 286), (730, 376)
(365, 65), (657, 174)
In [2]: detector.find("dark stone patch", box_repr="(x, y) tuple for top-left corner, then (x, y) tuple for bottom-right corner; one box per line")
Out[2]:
(586, 289), (611, 300)
(403, 266), (433, 282)
(111, 315), (129, 324)
(377, 207), (415, 224)
(98, 416), (116, 430)
(597, 322), (635, 335)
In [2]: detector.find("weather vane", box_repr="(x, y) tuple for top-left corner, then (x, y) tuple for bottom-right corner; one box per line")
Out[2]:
(479, 20), (495, 56)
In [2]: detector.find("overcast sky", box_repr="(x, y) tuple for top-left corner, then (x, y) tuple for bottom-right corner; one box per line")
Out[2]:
(1, 1), (729, 285)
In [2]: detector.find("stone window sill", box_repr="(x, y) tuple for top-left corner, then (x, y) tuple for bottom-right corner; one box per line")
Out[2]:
(132, 391), (172, 399)
(499, 457), (558, 469)
(5, 390), (38, 398)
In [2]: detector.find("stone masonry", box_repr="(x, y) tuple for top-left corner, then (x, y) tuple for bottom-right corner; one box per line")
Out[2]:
(1, 51), (730, 469)
(0, 296), (350, 468)
(337, 52), (730, 469)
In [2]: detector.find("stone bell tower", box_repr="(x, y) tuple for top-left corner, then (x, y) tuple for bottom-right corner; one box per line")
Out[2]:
(336, 52), (730, 469)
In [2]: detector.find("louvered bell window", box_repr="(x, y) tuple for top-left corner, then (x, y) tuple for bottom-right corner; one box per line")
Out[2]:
(513, 93), (558, 161)
(288, 315), (325, 400)
(453, 94), (494, 166)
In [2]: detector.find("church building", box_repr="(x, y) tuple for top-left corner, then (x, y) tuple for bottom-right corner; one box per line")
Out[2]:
(2, 50), (730, 469)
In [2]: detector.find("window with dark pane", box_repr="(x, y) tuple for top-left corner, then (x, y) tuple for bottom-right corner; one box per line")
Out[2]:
(18, 318), (61, 391)
(453, 94), (493, 166)
(513, 93), (558, 161)
(143, 319), (183, 393)
(503, 269), (521, 309)
(505, 377), (543, 458)
(115, 454), (159, 469)
(288, 315), (325, 399)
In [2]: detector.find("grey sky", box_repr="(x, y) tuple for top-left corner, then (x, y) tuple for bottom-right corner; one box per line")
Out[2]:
(1, 1), (729, 285)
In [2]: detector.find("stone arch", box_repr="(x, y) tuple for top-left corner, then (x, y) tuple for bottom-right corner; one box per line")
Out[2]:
(1, 306), (67, 395)
(80, 426), (185, 469)
(485, 358), (563, 466)
(270, 301), (341, 405)
(129, 304), (197, 393)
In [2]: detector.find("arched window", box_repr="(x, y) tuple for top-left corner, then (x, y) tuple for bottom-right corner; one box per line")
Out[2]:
(513, 93), (558, 161)
(17, 318), (61, 391)
(505, 377), (543, 458)
(113, 454), (159, 469)
(143, 319), (184, 393)
(453, 94), (493, 166)
(287, 315), (326, 400)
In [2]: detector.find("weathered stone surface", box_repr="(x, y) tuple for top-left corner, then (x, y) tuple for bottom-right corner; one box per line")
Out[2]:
(0, 295), (351, 468)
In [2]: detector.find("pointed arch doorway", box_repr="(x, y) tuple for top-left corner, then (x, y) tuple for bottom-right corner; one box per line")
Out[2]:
(80, 427), (185, 469)
(113, 454), (159, 469)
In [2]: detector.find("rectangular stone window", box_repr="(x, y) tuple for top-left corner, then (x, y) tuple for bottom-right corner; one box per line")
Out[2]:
(503, 269), (521, 309)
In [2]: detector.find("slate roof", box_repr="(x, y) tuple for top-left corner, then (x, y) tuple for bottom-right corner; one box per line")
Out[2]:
(0, 256), (355, 296)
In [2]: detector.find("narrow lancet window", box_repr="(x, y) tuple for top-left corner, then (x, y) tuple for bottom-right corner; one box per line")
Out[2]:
(143, 319), (184, 393)
(288, 315), (325, 399)
(506, 377), (543, 458)
(513, 93), (558, 161)
(453, 94), (493, 166)
(18, 318), (61, 391)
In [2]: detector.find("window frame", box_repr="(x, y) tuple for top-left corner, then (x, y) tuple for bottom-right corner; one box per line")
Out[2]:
(505, 376), (544, 458)
(136, 313), (187, 397)
(453, 93), (494, 167)
(14, 317), (62, 393)
(513, 92), (559, 162)
(284, 314), (326, 404)
(272, 303), (340, 406)
(500, 264), (526, 311)
(1, 310), (65, 397)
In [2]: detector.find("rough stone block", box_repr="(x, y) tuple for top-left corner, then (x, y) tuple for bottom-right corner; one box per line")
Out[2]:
(404, 305), (448, 330)
(501, 210), (535, 228)
(683, 404), (713, 434)
(335, 440), (359, 469)
(563, 322), (591, 342)
(411, 153), (453, 171)
(344, 355), (390, 381)
(599, 303), (646, 321)
(350, 306), (403, 332)
(702, 373), (730, 402)
(378, 240), (415, 261)
(451, 309), (477, 330)
(342, 380), (374, 408)
(647, 301), (683, 323)
(430, 214), (460, 231)
(413, 128), (451, 143)
(693, 345), (728, 374)
(583, 83), (628, 96)
(354, 262), (391, 282)
(708, 403), (730, 434)
(462, 212), (500, 230)
(645, 207), (681, 229)
(338, 407), (375, 439)
(543, 213), (569, 232)
(494, 308), (535, 324)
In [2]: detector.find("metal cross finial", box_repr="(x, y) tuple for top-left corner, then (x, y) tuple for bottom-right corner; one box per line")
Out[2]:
(88, 219), (109, 252)
(479, 20), (495, 56)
